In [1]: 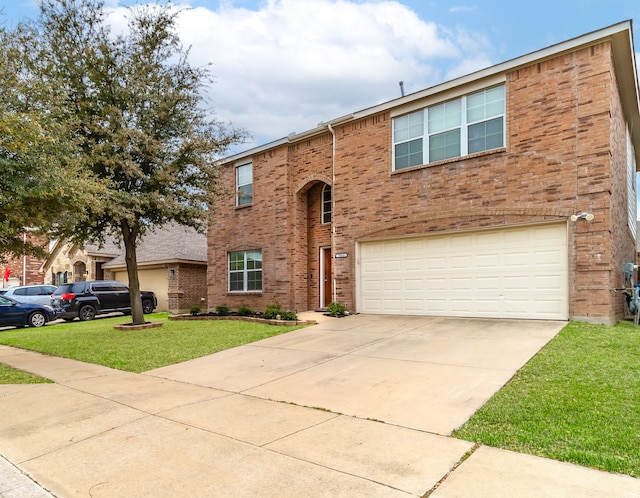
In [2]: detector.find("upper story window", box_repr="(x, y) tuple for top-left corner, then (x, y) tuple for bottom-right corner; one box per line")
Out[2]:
(236, 162), (253, 206)
(229, 249), (262, 292)
(393, 84), (505, 171)
(322, 184), (332, 223)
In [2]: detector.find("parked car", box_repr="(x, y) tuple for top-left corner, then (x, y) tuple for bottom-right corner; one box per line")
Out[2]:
(0, 285), (58, 306)
(50, 280), (158, 321)
(0, 295), (57, 328)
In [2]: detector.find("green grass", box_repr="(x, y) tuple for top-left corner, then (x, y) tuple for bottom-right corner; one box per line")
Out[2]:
(453, 320), (640, 477)
(0, 313), (304, 373)
(0, 363), (53, 384)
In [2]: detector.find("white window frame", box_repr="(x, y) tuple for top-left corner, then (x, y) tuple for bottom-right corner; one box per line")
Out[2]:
(236, 162), (253, 206)
(322, 184), (332, 224)
(392, 84), (505, 171)
(228, 250), (262, 292)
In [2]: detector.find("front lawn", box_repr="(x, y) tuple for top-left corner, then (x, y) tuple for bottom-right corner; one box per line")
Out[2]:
(453, 320), (640, 478)
(0, 313), (304, 373)
(0, 363), (53, 384)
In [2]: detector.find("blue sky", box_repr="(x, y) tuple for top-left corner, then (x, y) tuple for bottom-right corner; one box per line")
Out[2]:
(1, 0), (639, 150)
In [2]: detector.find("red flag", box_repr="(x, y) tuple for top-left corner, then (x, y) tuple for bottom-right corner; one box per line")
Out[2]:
(3, 267), (10, 283)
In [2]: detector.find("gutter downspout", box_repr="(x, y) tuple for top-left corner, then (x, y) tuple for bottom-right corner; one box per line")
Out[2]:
(327, 123), (337, 305)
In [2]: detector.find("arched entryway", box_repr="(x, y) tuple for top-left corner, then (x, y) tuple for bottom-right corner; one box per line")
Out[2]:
(73, 261), (87, 281)
(296, 178), (332, 310)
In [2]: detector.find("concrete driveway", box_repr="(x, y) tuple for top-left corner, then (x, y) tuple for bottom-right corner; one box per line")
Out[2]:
(150, 314), (563, 435)
(2, 314), (639, 497)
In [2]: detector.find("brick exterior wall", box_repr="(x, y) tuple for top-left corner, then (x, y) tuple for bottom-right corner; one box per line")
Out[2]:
(1, 253), (46, 286)
(208, 39), (637, 324)
(168, 263), (208, 314)
(1, 234), (48, 286)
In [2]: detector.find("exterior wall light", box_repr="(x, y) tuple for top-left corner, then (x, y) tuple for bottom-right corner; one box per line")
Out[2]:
(570, 212), (595, 222)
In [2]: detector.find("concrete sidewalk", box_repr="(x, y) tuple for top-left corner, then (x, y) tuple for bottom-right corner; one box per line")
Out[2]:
(1, 314), (639, 497)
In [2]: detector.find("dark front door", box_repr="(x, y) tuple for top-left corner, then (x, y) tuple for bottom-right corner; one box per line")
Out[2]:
(322, 248), (332, 308)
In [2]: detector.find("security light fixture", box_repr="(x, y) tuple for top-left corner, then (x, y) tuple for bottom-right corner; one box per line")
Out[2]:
(570, 212), (594, 222)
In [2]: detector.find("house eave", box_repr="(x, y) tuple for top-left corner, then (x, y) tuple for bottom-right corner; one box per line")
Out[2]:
(102, 258), (207, 271)
(220, 20), (640, 168)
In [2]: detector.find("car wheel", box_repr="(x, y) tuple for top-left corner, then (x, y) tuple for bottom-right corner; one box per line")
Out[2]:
(79, 305), (96, 321)
(28, 311), (47, 328)
(142, 299), (154, 314)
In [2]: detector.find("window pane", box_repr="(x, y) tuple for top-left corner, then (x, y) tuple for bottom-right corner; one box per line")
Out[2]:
(238, 184), (252, 206)
(229, 272), (244, 291)
(236, 163), (253, 206)
(468, 117), (504, 154)
(247, 250), (262, 269)
(322, 185), (332, 223)
(236, 164), (252, 185)
(229, 252), (242, 271)
(429, 129), (460, 162)
(467, 85), (504, 123)
(428, 99), (461, 133)
(247, 270), (262, 291)
(394, 111), (424, 143)
(395, 138), (423, 170)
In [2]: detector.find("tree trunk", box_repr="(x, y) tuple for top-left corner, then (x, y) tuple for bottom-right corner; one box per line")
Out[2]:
(121, 220), (144, 325)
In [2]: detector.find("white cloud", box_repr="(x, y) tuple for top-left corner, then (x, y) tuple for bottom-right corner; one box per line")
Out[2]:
(449, 5), (477, 14)
(107, 0), (497, 151)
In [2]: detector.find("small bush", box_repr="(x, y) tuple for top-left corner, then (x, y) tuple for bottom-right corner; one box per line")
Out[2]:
(237, 305), (255, 316)
(189, 305), (201, 316)
(279, 311), (299, 321)
(215, 305), (230, 316)
(263, 303), (281, 319)
(326, 302), (346, 316)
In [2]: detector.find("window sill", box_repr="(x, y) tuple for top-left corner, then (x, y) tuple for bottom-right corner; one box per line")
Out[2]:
(391, 147), (506, 175)
(235, 203), (253, 210)
(226, 291), (262, 295)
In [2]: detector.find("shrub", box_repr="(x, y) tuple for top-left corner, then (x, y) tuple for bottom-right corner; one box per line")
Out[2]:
(279, 311), (298, 321)
(189, 305), (201, 316)
(237, 305), (254, 316)
(263, 303), (281, 319)
(326, 302), (346, 316)
(215, 305), (230, 316)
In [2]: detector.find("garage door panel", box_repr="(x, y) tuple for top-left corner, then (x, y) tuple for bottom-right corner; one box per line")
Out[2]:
(502, 252), (531, 267)
(384, 260), (403, 272)
(533, 250), (565, 266)
(503, 275), (529, 291)
(450, 277), (472, 290)
(384, 280), (402, 291)
(476, 254), (501, 268)
(405, 259), (423, 271)
(451, 255), (473, 269)
(359, 224), (567, 320)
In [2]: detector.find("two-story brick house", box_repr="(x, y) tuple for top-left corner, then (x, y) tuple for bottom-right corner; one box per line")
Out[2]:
(208, 21), (640, 325)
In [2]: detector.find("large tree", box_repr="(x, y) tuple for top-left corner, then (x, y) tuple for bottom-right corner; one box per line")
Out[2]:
(31, 0), (246, 324)
(0, 24), (103, 261)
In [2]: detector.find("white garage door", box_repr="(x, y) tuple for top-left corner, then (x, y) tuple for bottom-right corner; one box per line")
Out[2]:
(359, 224), (567, 320)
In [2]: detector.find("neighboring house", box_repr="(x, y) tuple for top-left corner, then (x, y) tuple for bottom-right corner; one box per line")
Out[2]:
(1, 233), (49, 288)
(43, 238), (120, 286)
(103, 224), (207, 313)
(208, 21), (640, 326)
(42, 224), (207, 313)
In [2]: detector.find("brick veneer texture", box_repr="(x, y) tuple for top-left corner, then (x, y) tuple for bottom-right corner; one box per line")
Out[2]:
(208, 40), (636, 324)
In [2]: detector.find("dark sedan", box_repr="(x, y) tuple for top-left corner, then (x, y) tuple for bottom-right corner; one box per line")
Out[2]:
(0, 295), (57, 328)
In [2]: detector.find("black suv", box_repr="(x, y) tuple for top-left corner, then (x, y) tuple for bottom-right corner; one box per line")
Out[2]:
(51, 280), (157, 321)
